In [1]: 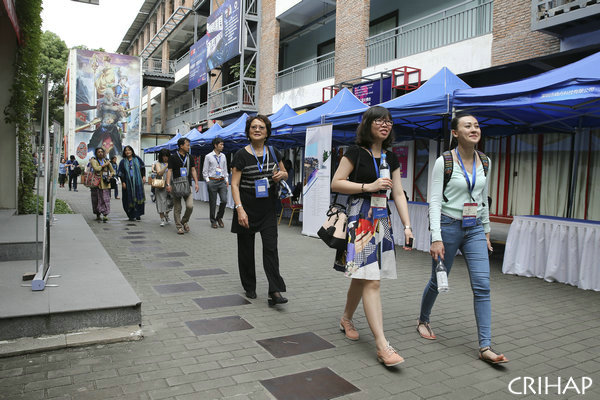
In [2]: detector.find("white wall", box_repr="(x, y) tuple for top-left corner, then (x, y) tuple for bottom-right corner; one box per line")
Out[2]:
(276, 0), (303, 18)
(272, 78), (334, 111)
(362, 34), (493, 82)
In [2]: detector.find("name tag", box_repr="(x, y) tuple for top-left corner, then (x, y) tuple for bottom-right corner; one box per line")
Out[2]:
(371, 194), (388, 219)
(215, 167), (222, 177)
(462, 202), (478, 227)
(255, 178), (269, 198)
(180, 167), (187, 177)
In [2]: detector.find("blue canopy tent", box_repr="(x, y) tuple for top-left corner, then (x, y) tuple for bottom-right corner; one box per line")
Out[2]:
(271, 88), (368, 148)
(192, 113), (249, 154)
(325, 67), (471, 140)
(143, 132), (181, 153)
(453, 51), (600, 135)
(190, 123), (223, 152)
(269, 104), (298, 123)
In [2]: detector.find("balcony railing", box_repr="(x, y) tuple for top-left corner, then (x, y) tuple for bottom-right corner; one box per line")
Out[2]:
(166, 102), (208, 132)
(276, 51), (335, 93)
(143, 57), (176, 75)
(366, 0), (493, 67)
(208, 81), (257, 118)
(175, 51), (190, 72)
(532, 0), (600, 33)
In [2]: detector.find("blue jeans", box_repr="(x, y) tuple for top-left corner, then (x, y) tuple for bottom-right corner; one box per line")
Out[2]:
(419, 214), (492, 348)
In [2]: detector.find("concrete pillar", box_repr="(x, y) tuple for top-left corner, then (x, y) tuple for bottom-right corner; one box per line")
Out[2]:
(146, 87), (153, 133)
(334, 0), (369, 84)
(165, 0), (173, 18)
(161, 89), (167, 134)
(157, 3), (164, 29)
(258, 0), (278, 115)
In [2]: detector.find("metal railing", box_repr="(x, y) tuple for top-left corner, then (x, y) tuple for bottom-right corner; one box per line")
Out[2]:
(175, 51), (190, 72)
(366, 0), (493, 67)
(143, 57), (176, 75)
(276, 51), (335, 93)
(166, 102), (208, 132)
(208, 82), (241, 112)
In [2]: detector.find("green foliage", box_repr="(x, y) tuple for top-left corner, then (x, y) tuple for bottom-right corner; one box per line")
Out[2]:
(35, 31), (69, 125)
(3, 0), (43, 214)
(230, 61), (256, 80)
(21, 195), (74, 215)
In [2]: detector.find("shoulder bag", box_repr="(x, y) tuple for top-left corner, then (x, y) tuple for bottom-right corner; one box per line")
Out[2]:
(172, 156), (190, 197)
(83, 162), (101, 188)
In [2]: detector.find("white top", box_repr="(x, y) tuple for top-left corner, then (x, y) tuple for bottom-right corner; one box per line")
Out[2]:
(429, 155), (491, 242)
(202, 150), (228, 183)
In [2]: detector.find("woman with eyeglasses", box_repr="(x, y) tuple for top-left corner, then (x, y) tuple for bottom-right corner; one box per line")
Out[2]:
(89, 147), (115, 222)
(231, 115), (289, 307)
(331, 106), (413, 367)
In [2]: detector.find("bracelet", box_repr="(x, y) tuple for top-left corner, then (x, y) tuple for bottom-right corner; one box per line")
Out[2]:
(404, 226), (412, 231)
(361, 183), (365, 193)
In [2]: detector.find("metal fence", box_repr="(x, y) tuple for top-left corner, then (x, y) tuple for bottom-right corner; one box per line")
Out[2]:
(366, 0), (493, 67)
(165, 102), (208, 132)
(276, 52), (335, 93)
(175, 51), (190, 72)
(208, 82), (241, 112)
(142, 57), (176, 75)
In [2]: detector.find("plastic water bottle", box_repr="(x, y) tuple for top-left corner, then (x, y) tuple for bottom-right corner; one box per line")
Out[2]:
(436, 258), (449, 293)
(379, 153), (390, 198)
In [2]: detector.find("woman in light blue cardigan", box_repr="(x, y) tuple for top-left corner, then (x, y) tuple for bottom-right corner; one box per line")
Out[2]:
(417, 112), (508, 365)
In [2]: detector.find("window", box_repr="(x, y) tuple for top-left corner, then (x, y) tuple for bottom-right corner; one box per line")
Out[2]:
(369, 11), (398, 37)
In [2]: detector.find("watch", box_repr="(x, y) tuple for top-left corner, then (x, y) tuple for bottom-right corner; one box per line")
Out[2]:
(404, 226), (412, 231)
(235, 204), (243, 209)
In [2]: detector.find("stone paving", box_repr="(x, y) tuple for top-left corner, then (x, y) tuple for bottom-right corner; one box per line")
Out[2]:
(1, 186), (599, 400)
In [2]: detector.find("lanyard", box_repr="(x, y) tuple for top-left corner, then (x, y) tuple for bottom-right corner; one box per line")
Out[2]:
(250, 145), (268, 173)
(214, 153), (221, 166)
(366, 149), (380, 177)
(455, 149), (476, 197)
(177, 152), (188, 166)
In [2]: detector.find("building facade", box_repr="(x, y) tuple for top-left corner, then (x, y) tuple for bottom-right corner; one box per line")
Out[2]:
(119, 0), (600, 219)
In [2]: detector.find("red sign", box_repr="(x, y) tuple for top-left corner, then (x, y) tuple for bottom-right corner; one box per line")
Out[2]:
(2, 0), (21, 44)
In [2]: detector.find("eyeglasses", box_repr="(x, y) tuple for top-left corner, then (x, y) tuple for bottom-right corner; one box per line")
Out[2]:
(374, 119), (393, 127)
(250, 125), (266, 130)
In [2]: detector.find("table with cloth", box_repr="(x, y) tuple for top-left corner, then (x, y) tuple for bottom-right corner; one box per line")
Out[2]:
(192, 181), (234, 208)
(389, 201), (430, 252)
(502, 215), (600, 291)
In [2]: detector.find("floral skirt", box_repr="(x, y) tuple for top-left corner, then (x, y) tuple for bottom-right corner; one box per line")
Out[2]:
(334, 196), (397, 280)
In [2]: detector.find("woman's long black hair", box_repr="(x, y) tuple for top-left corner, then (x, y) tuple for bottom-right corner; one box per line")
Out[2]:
(356, 106), (394, 149)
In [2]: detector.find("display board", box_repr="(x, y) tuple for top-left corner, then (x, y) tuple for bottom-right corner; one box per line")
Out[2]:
(189, 36), (208, 90)
(302, 124), (333, 238)
(206, 0), (242, 70)
(353, 77), (392, 106)
(65, 49), (142, 165)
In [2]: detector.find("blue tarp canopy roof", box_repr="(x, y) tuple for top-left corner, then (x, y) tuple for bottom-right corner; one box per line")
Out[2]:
(190, 123), (223, 149)
(271, 88), (368, 147)
(192, 113), (249, 154)
(325, 67), (471, 140)
(269, 104), (297, 123)
(453, 51), (600, 135)
(143, 132), (181, 153)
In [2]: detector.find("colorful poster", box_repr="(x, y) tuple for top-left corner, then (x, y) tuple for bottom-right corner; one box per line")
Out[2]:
(70, 50), (141, 162)
(353, 77), (392, 106)
(302, 124), (333, 238)
(189, 36), (208, 90)
(392, 145), (408, 178)
(206, 0), (242, 70)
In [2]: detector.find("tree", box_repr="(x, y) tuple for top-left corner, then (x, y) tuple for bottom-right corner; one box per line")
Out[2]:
(34, 31), (69, 125)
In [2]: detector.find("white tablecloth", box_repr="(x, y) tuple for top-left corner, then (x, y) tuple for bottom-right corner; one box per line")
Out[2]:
(503, 215), (600, 291)
(389, 201), (430, 252)
(192, 181), (234, 208)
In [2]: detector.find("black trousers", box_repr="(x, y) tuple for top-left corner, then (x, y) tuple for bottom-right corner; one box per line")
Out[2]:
(236, 225), (286, 294)
(207, 179), (227, 223)
(68, 174), (78, 190)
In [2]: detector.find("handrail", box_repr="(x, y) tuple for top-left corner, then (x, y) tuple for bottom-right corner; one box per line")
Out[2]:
(277, 51), (335, 77)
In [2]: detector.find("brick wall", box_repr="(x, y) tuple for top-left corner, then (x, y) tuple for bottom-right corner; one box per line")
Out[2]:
(335, 0), (369, 84)
(492, 0), (560, 65)
(258, 0), (278, 115)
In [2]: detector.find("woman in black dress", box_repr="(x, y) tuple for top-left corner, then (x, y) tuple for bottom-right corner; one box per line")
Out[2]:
(231, 115), (288, 306)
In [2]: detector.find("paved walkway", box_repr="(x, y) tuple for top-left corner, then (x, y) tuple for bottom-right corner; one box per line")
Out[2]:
(1, 186), (599, 400)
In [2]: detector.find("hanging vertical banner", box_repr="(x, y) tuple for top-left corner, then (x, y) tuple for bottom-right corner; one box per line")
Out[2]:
(189, 35), (208, 90)
(206, 0), (242, 70)
(302, 124), (333, 238)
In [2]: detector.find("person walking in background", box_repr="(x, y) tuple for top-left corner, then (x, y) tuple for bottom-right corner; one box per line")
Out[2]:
(89, 148), (115, 222)
(153, 149), (172, 226)
(166, 138), (199, 234)
(331, 106), (413, 367)
(118, 145), (146, 221)
(58, 157), (67, 188)
(66, 155), (79, 192)
(231, 115), (288, 307)
(202, 137), (229, 229)
(417, 112), (508, 365)
(110, 156), (120, 199)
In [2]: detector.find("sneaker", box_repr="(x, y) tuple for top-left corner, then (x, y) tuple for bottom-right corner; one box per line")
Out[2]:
(340, 317), (359, 341)
(376, 342), (404, 367)
(160, 220), (165, 227)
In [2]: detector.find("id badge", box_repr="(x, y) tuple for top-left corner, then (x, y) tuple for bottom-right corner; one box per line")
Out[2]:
(371, 194), (388, 219)
(462, 202), (478, 227)
(255, 178), (269, 198)
(180, 167), (188, 177)
(215, 167), (222, 177)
